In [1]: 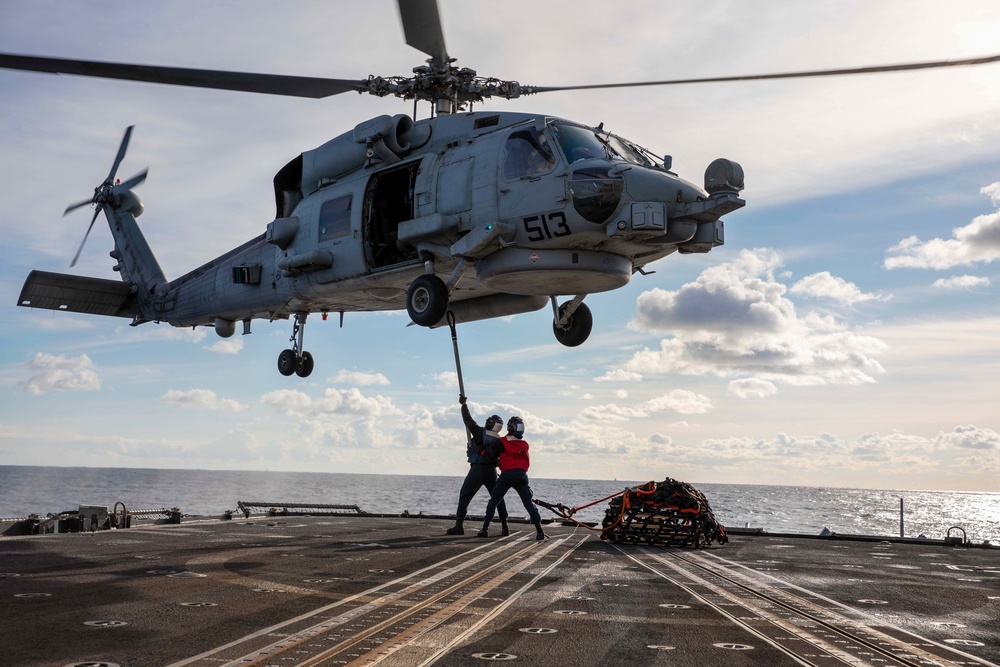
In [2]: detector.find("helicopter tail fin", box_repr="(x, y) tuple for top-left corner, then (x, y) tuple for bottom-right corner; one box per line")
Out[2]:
(17, 192), (168, 324)
(16, 198), (168, 324)
(30, 125), (169, 323)
(101, 191), (168, 322)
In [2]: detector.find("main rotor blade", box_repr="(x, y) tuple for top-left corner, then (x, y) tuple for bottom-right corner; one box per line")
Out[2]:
(107, 125), (135, 184)
(117, 168), (148, 191)
(70, 207), (102, 268)
(398, 0), (449, 63)
(0, 52), (365, 99)
(525, 53), (1000, 94)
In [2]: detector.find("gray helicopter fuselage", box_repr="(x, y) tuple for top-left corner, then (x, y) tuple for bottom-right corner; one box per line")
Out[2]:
(154, 110), (743, 334)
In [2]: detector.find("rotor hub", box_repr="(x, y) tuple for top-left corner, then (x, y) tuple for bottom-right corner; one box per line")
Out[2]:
(361, 57), (523, 111)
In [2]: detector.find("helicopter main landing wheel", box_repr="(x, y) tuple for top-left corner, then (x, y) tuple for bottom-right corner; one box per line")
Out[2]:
(277, 349), (314, 377)
(406, 274), (449, 327)
(553, 301), (593, 347)
(277, 349), (297, 376)
(278, 312), (314, 377)
(295, 351), (314, 378)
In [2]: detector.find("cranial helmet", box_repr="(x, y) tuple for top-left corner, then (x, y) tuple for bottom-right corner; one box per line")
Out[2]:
(485, 414), (503, 434)
(506, 416), (525, 439)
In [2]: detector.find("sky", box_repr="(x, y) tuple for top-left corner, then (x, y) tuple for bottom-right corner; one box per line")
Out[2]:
(1, 1), (999, 493)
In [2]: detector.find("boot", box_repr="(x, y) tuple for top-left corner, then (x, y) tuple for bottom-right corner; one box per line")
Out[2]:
(533, 521), (546, 540)
(477, 523), (490, 538)
(445, 519), (464, 535)
(501, 521), (510, 537)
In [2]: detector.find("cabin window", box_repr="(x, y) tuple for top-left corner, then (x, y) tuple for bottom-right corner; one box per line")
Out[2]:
(502, 128), (556, 180)
(318, 194), (352, 242)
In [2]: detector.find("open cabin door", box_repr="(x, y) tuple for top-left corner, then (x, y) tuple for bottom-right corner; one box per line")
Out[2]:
(363, 160), (422, 270)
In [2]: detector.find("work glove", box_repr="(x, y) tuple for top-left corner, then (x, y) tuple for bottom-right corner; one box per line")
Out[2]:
(459, 394), (467, 405)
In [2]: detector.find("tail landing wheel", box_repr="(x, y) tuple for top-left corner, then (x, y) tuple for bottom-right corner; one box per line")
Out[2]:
(277, 312), (314, 378)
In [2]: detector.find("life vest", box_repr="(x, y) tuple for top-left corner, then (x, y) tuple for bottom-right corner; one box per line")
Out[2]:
(468, 432), (501, 465)
(498, 435), (530, 472)
(462, 403), (502, 465)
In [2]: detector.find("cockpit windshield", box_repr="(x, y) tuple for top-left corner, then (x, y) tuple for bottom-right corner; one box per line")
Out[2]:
(604, 133), (666, 170)
(552, 123), (610, 164)
(551, 122), (667, 171)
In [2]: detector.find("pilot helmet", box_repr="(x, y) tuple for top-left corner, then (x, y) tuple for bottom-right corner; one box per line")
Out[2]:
(485, 414), (503, 434)
(506, 416), (525, 439)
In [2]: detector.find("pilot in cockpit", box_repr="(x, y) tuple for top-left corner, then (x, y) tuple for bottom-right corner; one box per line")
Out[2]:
(503, 128), (556, 180)
(568, 145), (598, 162)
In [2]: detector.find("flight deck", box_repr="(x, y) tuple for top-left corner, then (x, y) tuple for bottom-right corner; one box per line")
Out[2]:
(1, 515), (998, 667)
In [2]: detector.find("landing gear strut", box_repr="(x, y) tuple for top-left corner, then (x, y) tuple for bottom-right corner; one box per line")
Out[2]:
(277, 312), (314, 377)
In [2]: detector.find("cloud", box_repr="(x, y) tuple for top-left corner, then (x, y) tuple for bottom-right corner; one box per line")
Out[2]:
(314, 388), (399, 416)
(162, 389), (246, 412)
(419, 371), (457, 390)
(20, 353), (101, 396)
(595, 369), (643, 383)
(884, 182), (1000, 270)
(934, 425), (1000, 451)
(625, 249), (887, 388)
(695, 430), (933, 471)
(260, 387), (401, 418)
(790, 271), (888, 304)
(682, 427), (1000, 477)
(331, 370), (391, 386)
(115, 326), (208, 343)
(260, 389), (313, 416)
(205, 338), (244, 355)
(931, 275), (990, 290)
(580, 390), (713, 422)
(631, 248), (790, 336)
(728, 378), (778, 399)
(436, 371), (458, 386)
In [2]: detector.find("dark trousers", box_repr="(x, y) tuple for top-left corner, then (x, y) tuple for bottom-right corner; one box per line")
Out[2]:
(455, 464), (508, 522)
(483, 469), (541, 526)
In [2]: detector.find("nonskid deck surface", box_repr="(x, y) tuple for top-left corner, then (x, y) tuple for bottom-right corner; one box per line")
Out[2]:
(1, 516), (998, 667)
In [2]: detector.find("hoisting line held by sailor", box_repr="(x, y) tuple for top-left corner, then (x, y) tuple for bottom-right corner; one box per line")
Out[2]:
(446, 310), (472, 443)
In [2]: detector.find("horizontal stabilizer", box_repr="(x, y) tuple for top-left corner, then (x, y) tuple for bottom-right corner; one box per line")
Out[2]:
(17, 270), (134, 318)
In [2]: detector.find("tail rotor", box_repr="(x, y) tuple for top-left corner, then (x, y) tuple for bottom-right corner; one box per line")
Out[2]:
(64, 126), (148, 267)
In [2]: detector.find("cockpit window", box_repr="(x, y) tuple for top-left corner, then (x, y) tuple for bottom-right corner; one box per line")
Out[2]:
(502, 127), (557, 180)
(552, 123), (610, 164)
(605, 133), (666, 170)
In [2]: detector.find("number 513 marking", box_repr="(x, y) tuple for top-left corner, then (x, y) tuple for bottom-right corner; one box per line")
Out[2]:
(523, 212), (571, 241)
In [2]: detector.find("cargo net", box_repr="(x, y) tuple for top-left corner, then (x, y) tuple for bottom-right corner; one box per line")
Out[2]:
(600, 479), (727, 548)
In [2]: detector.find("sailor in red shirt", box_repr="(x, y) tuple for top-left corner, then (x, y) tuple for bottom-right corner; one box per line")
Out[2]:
(479, 416), (545, 540)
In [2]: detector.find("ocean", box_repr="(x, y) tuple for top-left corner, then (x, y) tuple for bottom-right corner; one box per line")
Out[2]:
(1, 465), (998, 542)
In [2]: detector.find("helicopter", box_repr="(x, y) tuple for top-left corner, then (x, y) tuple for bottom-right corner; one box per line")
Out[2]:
(5, 2), (998, 378)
